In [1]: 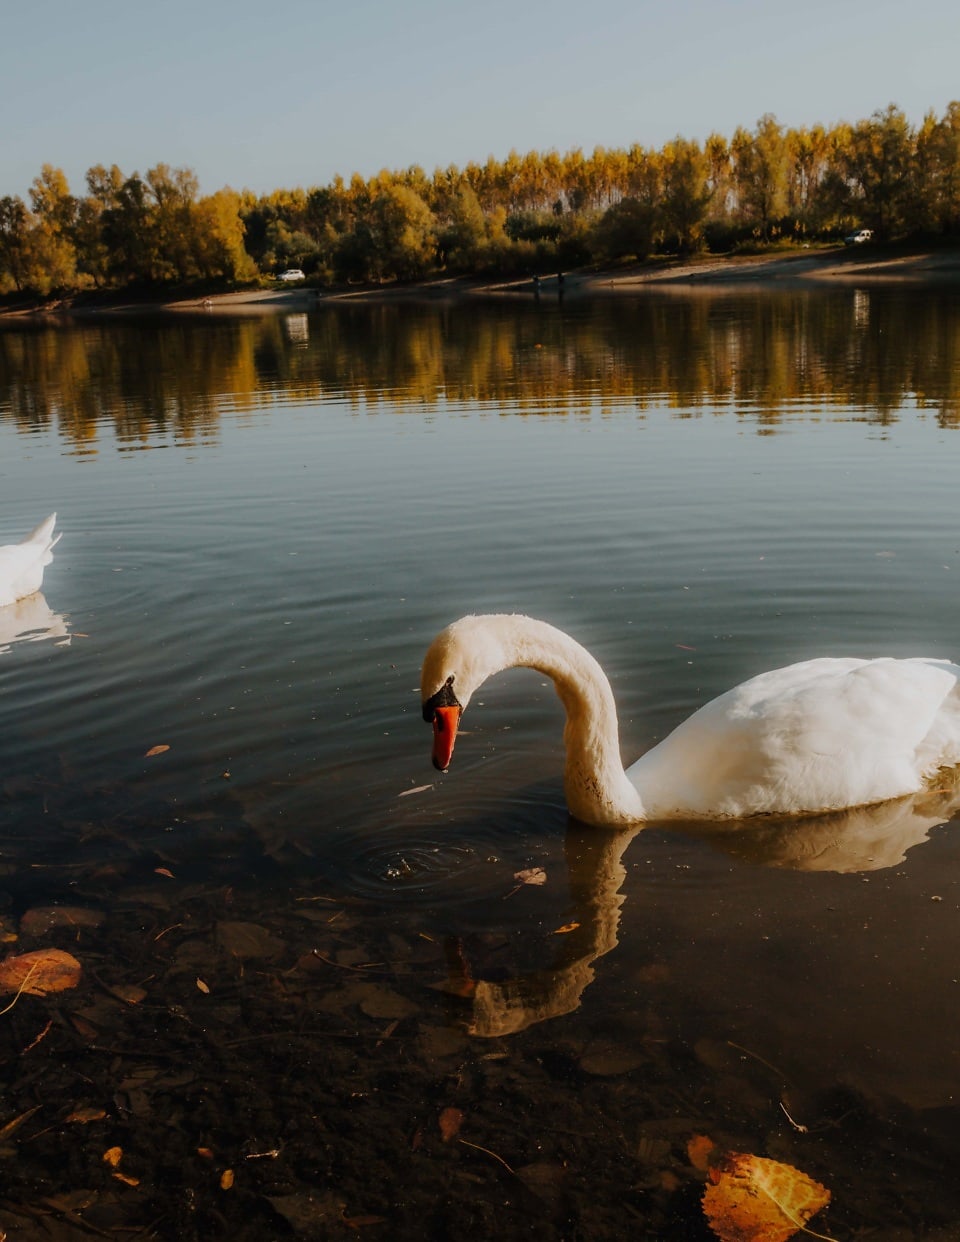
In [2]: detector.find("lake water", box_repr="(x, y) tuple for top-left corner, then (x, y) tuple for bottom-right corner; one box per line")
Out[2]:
(1, 287), (960, 1239)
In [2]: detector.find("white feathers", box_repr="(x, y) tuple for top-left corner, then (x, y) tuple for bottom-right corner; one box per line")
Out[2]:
(0, 514), (60, 608)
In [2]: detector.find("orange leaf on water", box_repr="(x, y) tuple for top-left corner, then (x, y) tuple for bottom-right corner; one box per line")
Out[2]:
(703, 1152), (833, 1242)
(144, 744), (170, 757)
(439, 1107), (464, 1142)
(687, 1133), (718, 1172)
(103, 1146), (124, 1168)
(551, 922), (580, 935)
(0, 948), (82, 996)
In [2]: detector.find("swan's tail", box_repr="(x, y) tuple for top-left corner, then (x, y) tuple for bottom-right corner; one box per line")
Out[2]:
(24, 513), (60, 566)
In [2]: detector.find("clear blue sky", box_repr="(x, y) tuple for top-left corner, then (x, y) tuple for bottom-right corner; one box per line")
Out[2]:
(3, 0), (958, 200)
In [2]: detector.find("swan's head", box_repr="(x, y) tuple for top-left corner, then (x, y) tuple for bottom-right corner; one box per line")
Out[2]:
(421, 615), (513, 772)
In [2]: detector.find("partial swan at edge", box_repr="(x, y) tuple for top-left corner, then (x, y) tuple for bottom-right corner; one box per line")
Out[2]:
(0, 515), (60, 608)
(421, 614), (960, 826)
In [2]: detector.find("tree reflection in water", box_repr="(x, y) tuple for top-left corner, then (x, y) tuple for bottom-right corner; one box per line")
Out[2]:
(3, 287), (960, 447)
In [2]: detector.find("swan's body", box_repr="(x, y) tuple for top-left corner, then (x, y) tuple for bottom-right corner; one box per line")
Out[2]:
(0, 515), (60, 608)
(421, 614), (960, 825)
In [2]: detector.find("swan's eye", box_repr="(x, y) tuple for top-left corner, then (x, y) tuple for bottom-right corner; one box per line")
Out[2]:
(422, 677), (462, 723)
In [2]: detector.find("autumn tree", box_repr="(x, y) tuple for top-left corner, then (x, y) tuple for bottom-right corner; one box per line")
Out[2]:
(842, 105), (916, 237)
(786, 125), (829, 236)
(731, 115), (789, 239)
(367, 184), (436, 280)
(660, 137), (710, 252)
(914, 102), (960, 233)
(0, 196), (31, 291)
(26, 164), (79, 290)
(439, 183), (487, 270)
(592, 196), (656, 262)
(192, 189), (257, 281)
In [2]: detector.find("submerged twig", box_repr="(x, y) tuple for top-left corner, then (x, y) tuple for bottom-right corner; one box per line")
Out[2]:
(458, 1138), (516, 1174)
(0, 963), (41, 1016)
(310, 950), (385, 972)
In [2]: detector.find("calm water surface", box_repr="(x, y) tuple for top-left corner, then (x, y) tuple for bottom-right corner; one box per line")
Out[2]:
(1, 288), (960, 1238)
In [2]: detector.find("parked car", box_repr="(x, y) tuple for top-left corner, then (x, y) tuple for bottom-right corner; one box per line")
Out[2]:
(844, 229), (873, 245)
(276, 268), (305, 282)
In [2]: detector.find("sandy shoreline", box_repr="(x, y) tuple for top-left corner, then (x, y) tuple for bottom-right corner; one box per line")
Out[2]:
(5, 246), (960, 318)
(159, 246), (960, 312)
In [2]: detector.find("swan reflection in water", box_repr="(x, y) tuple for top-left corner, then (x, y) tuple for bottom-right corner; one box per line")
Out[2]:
(450, 787), (960, 1038)
(0, 592), (70, 656)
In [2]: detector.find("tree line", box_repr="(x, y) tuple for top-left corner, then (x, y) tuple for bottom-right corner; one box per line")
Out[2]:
(2, 103), (959, 297)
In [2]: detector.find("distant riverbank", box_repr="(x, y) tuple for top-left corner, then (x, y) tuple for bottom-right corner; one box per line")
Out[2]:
(5, 245), (960, 319)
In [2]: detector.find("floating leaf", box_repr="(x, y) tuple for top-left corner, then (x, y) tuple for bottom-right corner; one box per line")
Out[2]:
(267, 1193), (346, 1232)
(20, 906), (105, 936)
(66, 1108), (107, 1124)
(579, 1040), (646, 1077)
(0, 948), (82, 996)
(144, 744), (170, 757)
(216, 920), (286, 960)
(439, 1107), (464, 1142)
(103, 1146), (124, 1168)
(110, 983), (148, 1005)
(399, 784), (433, 798)
(551, 922), (580, 935)
(514, 867), (547, 885)
(0, 1106), (41, 1138)
(703, 1152), (833, 1242)
(220, 1168), (235, 1190)
(196, 978), (210, 994)
(113, 1171), (140, 1187)
(688, 1133), (718, 1172)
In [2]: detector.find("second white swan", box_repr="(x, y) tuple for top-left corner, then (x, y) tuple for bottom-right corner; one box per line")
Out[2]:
(421, 614), (960, 826)
(0, 515), (60, 608)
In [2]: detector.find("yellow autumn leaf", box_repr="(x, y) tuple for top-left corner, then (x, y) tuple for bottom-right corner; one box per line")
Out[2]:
(103, 1146), (124, 1168)
(703, 1152), (833, 1242)
(0, 948), (82, 996)
(220, 1168), (235, 1190)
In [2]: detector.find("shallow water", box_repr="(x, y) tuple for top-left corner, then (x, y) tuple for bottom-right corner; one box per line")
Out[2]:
(1, 288), (960, 1238)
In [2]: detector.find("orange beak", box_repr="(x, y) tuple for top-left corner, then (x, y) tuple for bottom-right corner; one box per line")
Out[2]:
(431, 705), (461, 772)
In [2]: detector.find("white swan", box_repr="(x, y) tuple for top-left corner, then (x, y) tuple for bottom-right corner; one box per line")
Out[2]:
(421, 614), (960, 825)
(0, 515), (60, 608)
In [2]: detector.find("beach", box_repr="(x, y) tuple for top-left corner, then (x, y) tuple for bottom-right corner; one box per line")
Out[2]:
(166, 245), (960, 312)
(4, 245), (960, 319)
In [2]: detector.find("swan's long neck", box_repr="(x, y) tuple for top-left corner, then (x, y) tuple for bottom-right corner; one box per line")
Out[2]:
(444, 616), (646, 825)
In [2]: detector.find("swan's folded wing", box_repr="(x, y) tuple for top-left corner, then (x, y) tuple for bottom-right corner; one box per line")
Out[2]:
(629, 657), (960, 818)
